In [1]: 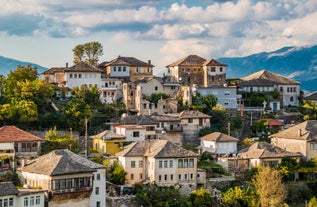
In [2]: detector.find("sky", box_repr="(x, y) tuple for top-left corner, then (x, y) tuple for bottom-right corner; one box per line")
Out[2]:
(1, 0), (317, 75)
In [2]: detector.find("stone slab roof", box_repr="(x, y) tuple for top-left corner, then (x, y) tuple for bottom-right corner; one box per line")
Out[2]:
(18, 149), (105, 176)
(269, 120), (317, 141)
(238, 142), (301, 159)
(42, 67), (65, 75)
(151, 114), (180, 122)
(116, 140), (199, 158)
(304, 91), (317, 101)
(111, 115), (157, 125)
(64, 61), (102, 73)
(203, 59), (227, 66)
(91, 130), (126, 140)
(241, 70), (300, 85)
(179, 110), (211, 119)
(200, 132), (239, 142)
(0, 182), (19, 197)
(167, 55), (206, 67)
(105, 56), (154, 67)
(0, 126), (42, 143)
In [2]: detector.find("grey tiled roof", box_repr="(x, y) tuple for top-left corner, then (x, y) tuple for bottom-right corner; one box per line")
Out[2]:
(304, 91), (317, 101)
(151, 114), (180, 122)
(203, 59), (227, 66)
(105, 56), (154, 67)
(179, 110), (211, 119)
(18, 149), (105, 176)
(42, 67), (65, 75)
(167, 55), (206, 67)
(237, 79), (279, 87)
(116, 140), (199, 158)
(0, 182), (19, 196)
(270, 120), (317, 141)
(111, 115), (157, 125)
(91, 130), (126, 140)
(64, 61), (102, 72)
(200, 132), (239, 142)
(238, 142), (301, 159)
(241, 70), (300, 85)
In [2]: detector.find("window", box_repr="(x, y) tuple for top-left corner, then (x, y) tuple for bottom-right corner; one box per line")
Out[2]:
(95, 187), (99, 195)
(61, 179), (66, 189)
(118, 66), (121, 72)
(171, 174), (174, 181)
(139, 161), (143, 167)
(136, 68), (139, 73)
(189, 159), (194, 168)
(113, 66), (116, 72)
(164, 175), (168, 181)
(123, 66), (126, 72)
(24, 198), (28, 207)
(155, 86), (158, 91)
(210, 67), (216, 72)
(169, 160), (173, 168)
(188, 118), (193, 123)
(9, 198), (13, 207)
(184, 174), (188, 180)
(143, 103), (147, 109)
(159, 175), (162, 181)
(78, 74), (82, 78)
(35, 196), (40, 205)
(74, 73), (77, 78)
(290, 96), (294, 102)
(220, 67), (223, 72)
(178, 174), (181, 180)
(164, 160), (168, 168)
(97, 173), (100, 180)
(130, 174), (134, 180)
(159, 161), (163, 168)
(131, 161), (136, 168)
(4, 199), (8, 207)
(96, 201), (100, 207)
(140, 173), (143, 179)
(30, 197), (34, 206)
(184, 159), (188, 168)
(70, 74), (73, 78)
(190, 173), (194, 179)
(67, 179), (72, 189)
(133, 131), (140, 137)
(178, 159), (183, 168)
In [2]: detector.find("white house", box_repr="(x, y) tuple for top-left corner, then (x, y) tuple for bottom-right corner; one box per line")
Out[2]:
(200, 132), (239, 156)
(100, 78), (123, 104)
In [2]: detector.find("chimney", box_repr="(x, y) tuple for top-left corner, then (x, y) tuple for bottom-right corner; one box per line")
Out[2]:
(298, 129), (302, 137)
(148, 60), (151, 65)
(66, 62), (68, 68)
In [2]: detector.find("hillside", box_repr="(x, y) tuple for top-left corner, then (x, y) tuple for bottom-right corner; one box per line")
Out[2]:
(219, 45), (317, 92)
(0, 56), (47, 76)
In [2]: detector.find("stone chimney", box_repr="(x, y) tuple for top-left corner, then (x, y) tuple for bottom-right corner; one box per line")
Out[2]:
(148, 60), (151, 65)
(298, 129), (302, 137)
(66, 62), (68, 68)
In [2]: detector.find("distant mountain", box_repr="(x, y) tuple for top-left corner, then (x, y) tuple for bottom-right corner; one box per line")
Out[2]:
(218, 45), (317, 92)
(0, 56), (47, 76)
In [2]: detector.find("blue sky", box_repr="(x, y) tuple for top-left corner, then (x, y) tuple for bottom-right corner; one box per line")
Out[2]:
(1, 0), (317, 75)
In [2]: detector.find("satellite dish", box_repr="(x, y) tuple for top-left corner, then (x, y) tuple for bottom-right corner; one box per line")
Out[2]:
(223, 83), (228, 87)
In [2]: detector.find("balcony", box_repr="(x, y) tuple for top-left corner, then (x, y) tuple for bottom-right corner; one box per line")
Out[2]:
(52, 186), (93, 195)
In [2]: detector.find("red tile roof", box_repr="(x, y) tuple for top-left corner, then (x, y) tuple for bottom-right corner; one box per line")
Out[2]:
(257, 118), (284, 126)
(0, 126), (42, 143)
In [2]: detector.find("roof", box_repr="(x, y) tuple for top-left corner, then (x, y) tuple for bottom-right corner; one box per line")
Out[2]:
(116, 140), (199, 158)
(200, 132), (239, 142)
(257, 118), (284, 126)
(304, 91), (317, 101)
(18, 149), (105, 176)
(237, 79), (279, 87)
(105, 56), (154, 67)
(0, 126), (42, 143)
(167, 55), (206, 67)
(150, 114), (180, 122)
(179, 110), (211, 119)
(42, 67), (65, 75)
(91, 130), (126, 140)
(0, 182), (19, 197)
(203, 59), (227, 67)
(269, 120), (317, 141)
(111, 115), (157, 125)
(241, 70), (300, 85)
(64, 61), (102, 73)
(238, 142), (301, 159)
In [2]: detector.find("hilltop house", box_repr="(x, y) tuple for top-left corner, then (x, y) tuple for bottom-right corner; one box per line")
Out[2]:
(0, 126), (42, 170)
(116, 140), (205, 193)
(0, 182), (47, 207)
(270, 120), (317, 160)
(200, 132), (239, 156)
(99, 56), (154, 82)
(166, 55), (227, 87)
(17, 149), (106, 207)
(237, 70), (301, 108)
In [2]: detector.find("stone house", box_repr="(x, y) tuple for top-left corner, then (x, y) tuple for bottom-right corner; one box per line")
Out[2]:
(200, 132), (239, 156)
(0, 182), (47, 207)
(166, 55), (227, 87)
(17, 149), (106, 207)
(270, 120), (317, 160)
(116, 140), (204, 194)
(0, 126), (42, 170)
(237, 70), (301, 107)
(99, 77), (123, 104)
(91, 130), (126, 155)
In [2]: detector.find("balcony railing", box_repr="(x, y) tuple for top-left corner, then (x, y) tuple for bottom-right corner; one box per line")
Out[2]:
(52, 186), (93, 195)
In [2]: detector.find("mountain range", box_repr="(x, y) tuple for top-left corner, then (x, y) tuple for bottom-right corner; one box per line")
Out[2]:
(1, 44), (317, 92)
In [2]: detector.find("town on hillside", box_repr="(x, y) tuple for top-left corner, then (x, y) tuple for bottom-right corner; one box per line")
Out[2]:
(1, 43), (317, 207)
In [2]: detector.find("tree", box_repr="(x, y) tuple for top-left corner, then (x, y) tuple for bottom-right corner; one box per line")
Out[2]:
(252, 167), (286, 207)
(278, 157), (299, 181)
(222, 186), (257, 207)
(201, 94), (218, 109)
(73, 41), (103, 65)
(309, 196), (317, 207)
(189, 187), (214, 206)
(72, 85), (101, 108)
(108, 161), (126, 185)
(199, 126), (213, 137)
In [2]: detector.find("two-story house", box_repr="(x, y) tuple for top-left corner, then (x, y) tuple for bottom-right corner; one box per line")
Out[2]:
(0, 126), (42, 170)
(91, 130), (126, 155)
(100, 56), (154, 82)
(0, 182), (47, 207)
(99, 77), (123, 104)
(116, 140), (203, 193)
(17, 149), (106, 207)
(270, 120), (317, 160)
(166, 55), (227, 87)
(237, 70), (301, 108)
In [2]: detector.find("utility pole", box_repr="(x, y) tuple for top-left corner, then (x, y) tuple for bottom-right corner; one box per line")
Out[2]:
(85, 118), (88, 157)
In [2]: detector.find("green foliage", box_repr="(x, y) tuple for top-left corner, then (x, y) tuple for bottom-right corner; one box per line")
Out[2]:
(73, 41), (103, 65)
(199, 126), (213, 137)
(201, 94), (218, 109)
(242, 138), (254, 147)
(309, 197), (317, 207)
(0, 171), (22, 186)
(299, 100), (317, 120)
(72, 85), (102, 108)
(189, 187), (213, 207)
(222, 186), (257, 207)
(91, 155), (105, 165)
(278, 157), (299, 181)
(108, 161), (126, 185)
(242, 91), (280, 107)
(200, 151), (213, 161)
(149, 93), (170, 104)
(42, 127), (81, 154)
